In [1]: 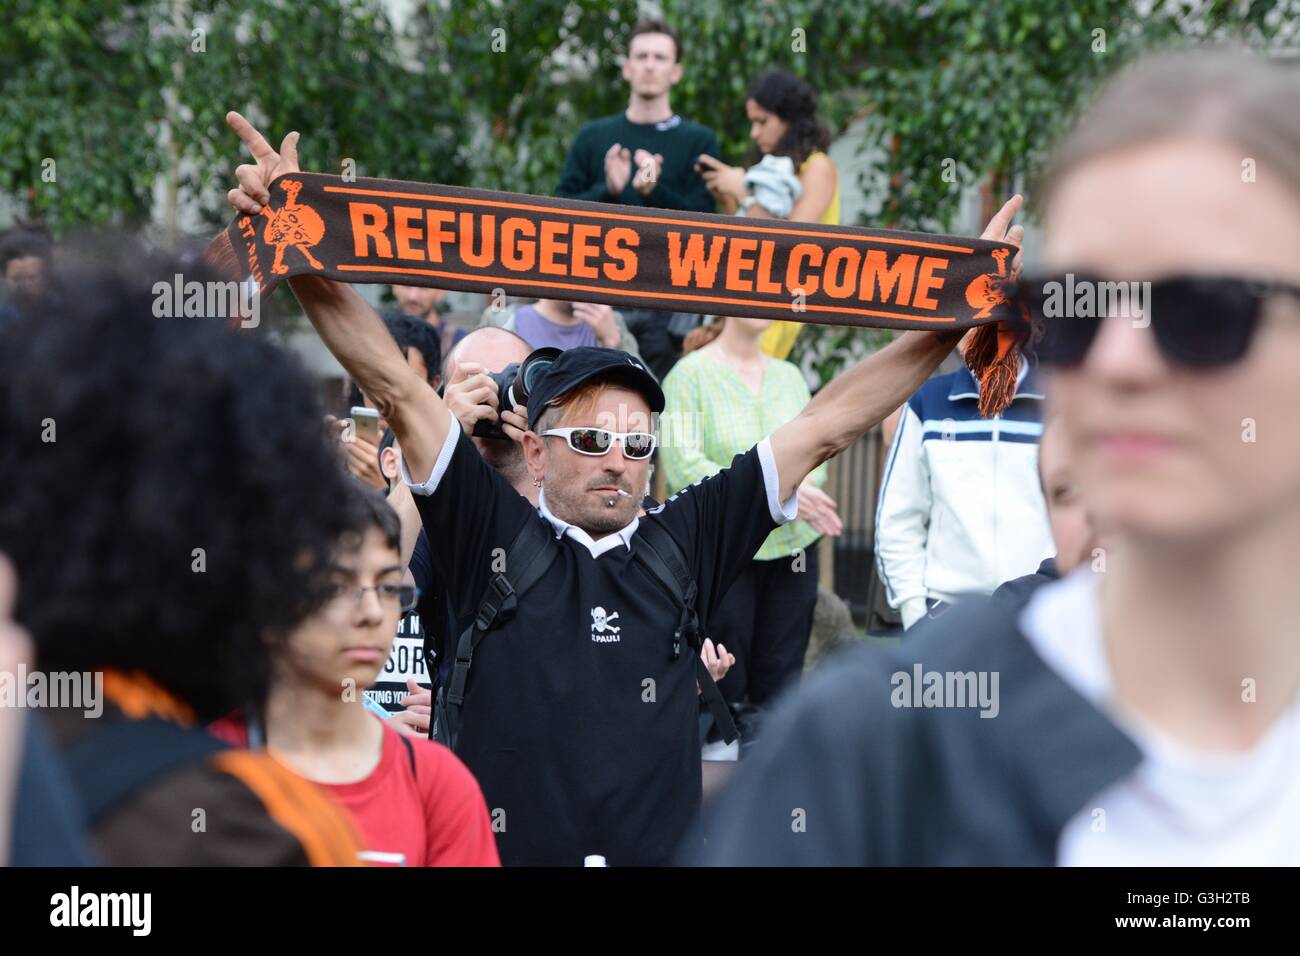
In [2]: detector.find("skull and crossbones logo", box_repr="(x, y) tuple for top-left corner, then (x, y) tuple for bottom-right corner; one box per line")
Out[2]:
(590, 606), (621, 634)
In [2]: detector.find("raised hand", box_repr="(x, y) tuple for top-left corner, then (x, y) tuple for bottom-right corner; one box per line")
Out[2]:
(979, 194), (1025, 273)
(444, 361), (501, 435)
(225, 110), (302, 215)
(632, 149), (662, 197)
(604, 143), (632, 197)
(572, 301), (619, 347)
(797, 481), (842, 537)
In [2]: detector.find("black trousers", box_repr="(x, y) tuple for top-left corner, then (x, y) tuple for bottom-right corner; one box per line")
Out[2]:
(709, 544), (820, 708)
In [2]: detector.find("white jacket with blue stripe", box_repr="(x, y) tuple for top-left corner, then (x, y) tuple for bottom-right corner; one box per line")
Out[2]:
(875, 362), (1054, 629)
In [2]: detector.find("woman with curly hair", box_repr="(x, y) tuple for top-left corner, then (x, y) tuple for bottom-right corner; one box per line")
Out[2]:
(212, 482), (501, 867)
(0, 242), (370, 865)
(697, 68), (840, 359)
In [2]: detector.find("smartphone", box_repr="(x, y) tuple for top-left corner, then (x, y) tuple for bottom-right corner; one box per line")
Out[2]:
(349, 406), (381, 445)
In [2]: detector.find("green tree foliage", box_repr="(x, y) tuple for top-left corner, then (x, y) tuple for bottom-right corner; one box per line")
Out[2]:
(1, 0), (469, 232)
(852, 0), (1293, 232)
(0, 0), (167, 226)
(184, 0), (469, 225)
(410, 0), (641, 197)
(6, 1), (1290, 231)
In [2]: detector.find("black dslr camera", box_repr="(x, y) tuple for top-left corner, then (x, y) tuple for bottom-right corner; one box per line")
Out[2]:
(441, 347), (560, 439)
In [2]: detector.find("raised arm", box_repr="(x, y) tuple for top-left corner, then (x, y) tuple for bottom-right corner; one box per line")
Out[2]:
(224, 112), (451, 484)
(286, 277), (450, 483)
(768, 195), (1025, 501)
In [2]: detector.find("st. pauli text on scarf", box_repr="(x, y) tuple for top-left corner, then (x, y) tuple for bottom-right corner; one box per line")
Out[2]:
(208, 172), (1027, 416)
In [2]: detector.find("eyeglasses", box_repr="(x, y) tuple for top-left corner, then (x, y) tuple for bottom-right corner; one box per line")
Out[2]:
(1013, 274), (1300, 368)
(328, 582), (418, 613)
(541, 427), (657, 460)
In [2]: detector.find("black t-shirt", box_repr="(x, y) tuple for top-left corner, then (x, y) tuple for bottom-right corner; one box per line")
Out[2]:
(412, 422), (785, 865)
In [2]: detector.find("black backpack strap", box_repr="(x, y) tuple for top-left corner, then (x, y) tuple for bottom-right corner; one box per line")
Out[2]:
(632, 520), (697, 659)
(61, 717), (230, 825)
(692, 654), (739, 745)
(633, 521), (739, 745)
(417, 587), (447, 742)
(435, 516), (558, 749)
(398, 732), (417, 780)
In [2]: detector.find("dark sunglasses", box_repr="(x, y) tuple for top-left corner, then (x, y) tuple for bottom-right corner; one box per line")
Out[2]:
(541, 427), (657, 460)
(1013, 274), (1300, 368)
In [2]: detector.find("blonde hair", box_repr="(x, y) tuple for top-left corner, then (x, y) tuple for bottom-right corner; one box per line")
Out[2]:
(534, 380), (616, 433)
(1042, 48), (1300, 208)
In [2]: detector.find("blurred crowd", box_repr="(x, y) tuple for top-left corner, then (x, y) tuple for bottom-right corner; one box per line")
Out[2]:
(2, 19), (1299, 868)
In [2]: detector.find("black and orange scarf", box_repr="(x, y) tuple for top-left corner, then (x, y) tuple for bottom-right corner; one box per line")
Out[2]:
(209, 173), (1026, 415)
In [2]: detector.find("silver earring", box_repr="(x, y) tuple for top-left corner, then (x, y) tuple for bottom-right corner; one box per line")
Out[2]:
(532, 477), (542, 487)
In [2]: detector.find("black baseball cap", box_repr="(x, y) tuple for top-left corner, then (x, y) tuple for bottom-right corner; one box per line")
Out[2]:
(525, 347), (664, 431)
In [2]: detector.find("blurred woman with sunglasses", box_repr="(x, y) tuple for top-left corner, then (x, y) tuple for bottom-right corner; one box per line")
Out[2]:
(693, 49), (1300, 866)
(1014, 47), (1300, 864)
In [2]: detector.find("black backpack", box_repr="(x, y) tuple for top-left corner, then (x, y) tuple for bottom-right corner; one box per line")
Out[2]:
(62, 716), (230, 825)
(431, 515), (738, 751)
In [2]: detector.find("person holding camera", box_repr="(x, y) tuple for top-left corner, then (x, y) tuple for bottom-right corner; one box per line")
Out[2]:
(438, 327), (540, 496)
(225, 110), (1024, 865)
(381, 327), (540, 738)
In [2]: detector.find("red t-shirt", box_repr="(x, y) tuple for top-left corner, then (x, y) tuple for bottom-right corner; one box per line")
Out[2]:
(324, 723), (500, 867)
(209, 716), (499, 867)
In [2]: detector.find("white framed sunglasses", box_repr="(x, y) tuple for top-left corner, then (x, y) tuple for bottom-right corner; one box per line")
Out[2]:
(540, 427), (657, 460)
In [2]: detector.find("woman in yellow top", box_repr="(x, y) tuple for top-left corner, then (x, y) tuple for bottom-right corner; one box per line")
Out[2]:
(697, 69), (840, 359)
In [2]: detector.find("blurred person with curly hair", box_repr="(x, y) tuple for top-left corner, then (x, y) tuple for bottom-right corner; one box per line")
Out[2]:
(0, 239), (366, 865)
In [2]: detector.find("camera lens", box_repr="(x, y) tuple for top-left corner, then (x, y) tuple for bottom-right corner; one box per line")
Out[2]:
(510, 347), (562, 407)
(472, 349), (561, 440)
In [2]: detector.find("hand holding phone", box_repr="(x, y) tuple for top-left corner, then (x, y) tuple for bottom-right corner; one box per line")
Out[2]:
(350, 406), (381, 445)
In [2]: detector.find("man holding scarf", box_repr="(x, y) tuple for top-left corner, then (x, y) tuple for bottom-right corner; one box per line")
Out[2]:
(222, 111), (1024, 864)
